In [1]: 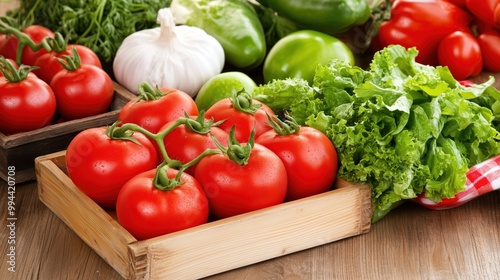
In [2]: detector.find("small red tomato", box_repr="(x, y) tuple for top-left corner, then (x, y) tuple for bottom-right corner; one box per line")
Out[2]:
(159, 116), (229, 175)
(438, 31), (483, 80)
(477, 30), (500, 72)
(195, 142), (287, 219)
(204, 91), (274, 143)
(118, 83), (199, 133)
(50, 48), (114, 120)
(116, 168), (209, 240)
(34, 44), (101, 84)
(0, 65), (56, 134)
(256, 125), (338, 201)
(66, 127), (159, 209)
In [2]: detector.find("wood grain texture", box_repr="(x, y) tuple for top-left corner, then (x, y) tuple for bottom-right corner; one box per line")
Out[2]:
(1, 179), (499, 280)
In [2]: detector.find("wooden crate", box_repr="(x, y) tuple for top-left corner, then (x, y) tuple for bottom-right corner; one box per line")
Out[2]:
(35, 151), (373, 280)
(1, 82), (136, 183)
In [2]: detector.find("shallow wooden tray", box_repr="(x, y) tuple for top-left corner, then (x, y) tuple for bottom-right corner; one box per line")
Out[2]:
(35, 151), (372, 279)
(1, 82), (135, 183)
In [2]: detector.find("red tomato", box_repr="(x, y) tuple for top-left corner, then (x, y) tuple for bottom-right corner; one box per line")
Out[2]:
(204, 94), (274, 143)
(0, 25), (54, 65)
(118, 86), (199, 133)
(437, 31), (483, 80)
(195, 143), (287, 219)
(0, 72), (56, 134)
(477, 30), (500, 72)
(50, 64), (114, 120)
(33, 44), (101, 84)
(466, 0), (500, 29)
(159, 117), (229, 176)
(116, 168), (209, 240)
(256, 126), (338, 201)
(66, 127), (159, 209)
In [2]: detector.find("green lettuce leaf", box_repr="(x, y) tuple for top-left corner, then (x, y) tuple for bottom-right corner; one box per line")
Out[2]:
(254, 45), (500, 222)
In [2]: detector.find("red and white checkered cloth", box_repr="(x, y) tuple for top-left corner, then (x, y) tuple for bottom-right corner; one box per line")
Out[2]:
(414, 154), (500, 210)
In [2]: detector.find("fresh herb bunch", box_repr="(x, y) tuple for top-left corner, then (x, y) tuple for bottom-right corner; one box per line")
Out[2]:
(8, 0), (172, 64)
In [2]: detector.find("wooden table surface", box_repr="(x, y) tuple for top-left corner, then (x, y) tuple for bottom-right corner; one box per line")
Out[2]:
(1, 1), (500, 279)
(1, 179), (499, 280)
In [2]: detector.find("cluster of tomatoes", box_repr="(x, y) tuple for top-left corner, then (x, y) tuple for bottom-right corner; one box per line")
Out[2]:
(65, 84), (339, 240)
(0, 24), (114, 135)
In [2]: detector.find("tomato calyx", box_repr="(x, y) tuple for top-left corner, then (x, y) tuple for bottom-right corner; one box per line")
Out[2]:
(0, 56), (37, 82)
(266, 112), (300, 136)
(106, 121), (142, 145)
(184, 111), (224, 135)
(136, 82), (168, 102)
(230, 88), (262, 115)
(56, 46), (82, 71)
(213, 126), (255, 166)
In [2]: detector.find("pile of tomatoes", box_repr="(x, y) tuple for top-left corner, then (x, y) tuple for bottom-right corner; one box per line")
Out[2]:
(0, 24), (114, 135)
(65, 84), (339, 240)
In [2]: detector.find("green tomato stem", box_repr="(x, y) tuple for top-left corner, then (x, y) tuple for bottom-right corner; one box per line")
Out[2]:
(265, 112), (301, 136)
(212, 126), (255, 166)
(0, 18), (53, 65)
(57, 46), (81, 71)
(0, 56), (37, 82)
(230, 88), (262, 115)
(108, 117), (221, 191)
(136, 82), (166, 101)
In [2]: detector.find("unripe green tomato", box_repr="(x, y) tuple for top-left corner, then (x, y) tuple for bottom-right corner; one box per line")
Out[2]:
(195, 71), (257, 112)
(263, 30), (355, 84)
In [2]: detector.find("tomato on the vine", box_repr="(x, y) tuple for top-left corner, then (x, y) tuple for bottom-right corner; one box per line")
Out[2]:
(34, 43), (101, 84)
(118, 82), (199, 133)
(159, 114), (229, 176)
(195, 128), (287, 219)
(204, 89), (274, 143)
(0, 58), (56, 134)
(0, 25), (54, 66)
(66, 125), (159, 209)
(50, 47), (114, 120)
(437, 31), (483, 80)
(116, 167), (209, 240)
(255, 115), (338, 201)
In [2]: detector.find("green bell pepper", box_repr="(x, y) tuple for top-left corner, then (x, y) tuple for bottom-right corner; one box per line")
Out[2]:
(170, 0), (267, 69)
(260, 0), (371, 34)
(263, 30), (355, 85)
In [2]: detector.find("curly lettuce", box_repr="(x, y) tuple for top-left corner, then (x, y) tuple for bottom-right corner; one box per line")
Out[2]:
(254, 45), (500, 222)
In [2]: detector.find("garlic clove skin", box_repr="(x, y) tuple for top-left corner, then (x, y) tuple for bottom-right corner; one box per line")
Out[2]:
(113, 8), (225, 97)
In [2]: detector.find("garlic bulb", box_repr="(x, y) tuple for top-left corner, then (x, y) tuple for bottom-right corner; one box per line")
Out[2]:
(113, 8), (225, 97)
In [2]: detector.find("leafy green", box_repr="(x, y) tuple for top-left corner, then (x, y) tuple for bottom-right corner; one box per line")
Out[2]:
(8, 0), (171, 64)
(253, 45), (500, 222)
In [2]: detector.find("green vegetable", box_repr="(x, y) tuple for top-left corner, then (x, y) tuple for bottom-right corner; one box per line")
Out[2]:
(254, 45), (500, 222)
(257, 0), (371, 34)
(170, 0), (266, 70)
(9, 0), (171, 64)
(263, 30), (355, 85)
